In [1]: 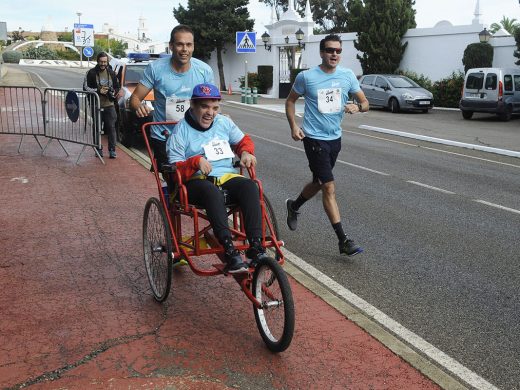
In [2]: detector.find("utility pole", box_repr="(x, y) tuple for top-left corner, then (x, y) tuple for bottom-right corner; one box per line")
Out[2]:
(76, 12), (82, 67)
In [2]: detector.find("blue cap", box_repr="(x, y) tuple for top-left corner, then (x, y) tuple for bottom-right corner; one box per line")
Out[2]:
(191, 83), (221, 100)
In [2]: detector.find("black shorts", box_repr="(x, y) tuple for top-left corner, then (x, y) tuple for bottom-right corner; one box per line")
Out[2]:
(150, 137), (167, 172)
(303, 137), (341, 184)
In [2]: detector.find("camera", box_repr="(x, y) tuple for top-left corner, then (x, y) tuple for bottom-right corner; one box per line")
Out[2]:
(107, 88), (116, 102)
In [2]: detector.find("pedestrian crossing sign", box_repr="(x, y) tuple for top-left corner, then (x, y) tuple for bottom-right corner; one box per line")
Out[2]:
(236, 32), (256, 53)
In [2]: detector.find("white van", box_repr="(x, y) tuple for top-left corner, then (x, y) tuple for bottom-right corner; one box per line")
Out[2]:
(459, 67), (520, 121)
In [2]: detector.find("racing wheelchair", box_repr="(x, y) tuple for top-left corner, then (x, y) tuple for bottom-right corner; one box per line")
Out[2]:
(140, 121), (294, 352)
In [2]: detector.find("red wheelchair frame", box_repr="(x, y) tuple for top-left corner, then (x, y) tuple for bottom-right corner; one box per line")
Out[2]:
(141, 121), (294, 352)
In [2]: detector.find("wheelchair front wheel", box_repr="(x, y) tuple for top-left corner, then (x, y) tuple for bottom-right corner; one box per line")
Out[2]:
(252, 257), (294, 352)
(143, 197), (173, 302)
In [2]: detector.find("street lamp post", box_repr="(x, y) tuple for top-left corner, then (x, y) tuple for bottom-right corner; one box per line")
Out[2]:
(478, 27), (491, 43)
(76, 12), (82, 67)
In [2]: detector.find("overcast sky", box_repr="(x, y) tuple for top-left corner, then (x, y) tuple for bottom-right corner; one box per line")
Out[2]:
(2, 0), (519, 42)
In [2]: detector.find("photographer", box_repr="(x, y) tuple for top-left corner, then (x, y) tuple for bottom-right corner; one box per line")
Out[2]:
(83, 51), (120, 159)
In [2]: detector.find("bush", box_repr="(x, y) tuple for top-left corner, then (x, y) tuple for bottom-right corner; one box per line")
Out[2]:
(431, 71), (465, 108)
(2, 50), (23, 63)
(238, 72), (260, 89)
(290, 68), (307, 84)
(56, 49), (80, 61)
(397, 70), (433, 91)
(257, 65), (273, 94)
(23, 46), (57, 60)
(462, 42), (493, 72)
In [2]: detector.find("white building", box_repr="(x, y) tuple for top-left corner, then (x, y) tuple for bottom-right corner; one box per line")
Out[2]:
(100, 15), (168, 55)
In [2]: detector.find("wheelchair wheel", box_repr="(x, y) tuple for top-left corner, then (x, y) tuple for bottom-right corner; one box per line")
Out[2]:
(252, 256), (294, 352)
(143, 197), (173, 302)
(263, 195), (279, 238)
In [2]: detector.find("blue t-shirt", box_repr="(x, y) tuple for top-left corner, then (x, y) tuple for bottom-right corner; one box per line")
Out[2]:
(292, 65), (361, 140)
(166, 114), (244, 178)
(141, 57), (214, 141)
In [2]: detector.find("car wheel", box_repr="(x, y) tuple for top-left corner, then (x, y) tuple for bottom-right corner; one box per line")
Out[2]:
(389, 98), (400, 113)
(499, 105), (512, 122)
(118, 116), (136, 148)
(461, 110), (473, 120)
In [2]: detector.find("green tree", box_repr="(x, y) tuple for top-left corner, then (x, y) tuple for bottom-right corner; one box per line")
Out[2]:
(57, 32), (73, 42)
(462, 42), (493, 72)
(11, 30), (25, 42)
(513, 28), (520, 66)
(173, 0), (254, 90)
(347, 0), (416, 74)
(489, 16), (519, 35)
(306, 0), (348, 33)
(93, 38), (127, 58)
(259, 0), (347, 33)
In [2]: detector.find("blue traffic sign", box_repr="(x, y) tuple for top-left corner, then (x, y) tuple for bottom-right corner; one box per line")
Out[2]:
(236, 32), (256, 53)
(65, 91), (80, 123)
(83, 46), (94, 58)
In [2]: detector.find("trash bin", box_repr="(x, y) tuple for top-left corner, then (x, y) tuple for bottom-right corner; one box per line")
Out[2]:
(241, 87), (246, 103)
(246, 88), (252, 104)
(252, 87), (258, 104)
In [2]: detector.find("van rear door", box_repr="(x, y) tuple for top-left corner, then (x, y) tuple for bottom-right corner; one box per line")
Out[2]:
(463, 70), (499, 107)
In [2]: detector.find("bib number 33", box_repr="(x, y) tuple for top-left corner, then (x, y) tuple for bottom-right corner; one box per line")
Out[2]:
(203, 139), (234, 161)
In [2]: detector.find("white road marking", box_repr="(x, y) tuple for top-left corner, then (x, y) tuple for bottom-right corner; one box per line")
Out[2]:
(282, 248), (499, 390)
(407, 180), (456, 194)
(348, 129), (520, 169)
(359, 125), (520, 159)
(474, 200), (520, 215)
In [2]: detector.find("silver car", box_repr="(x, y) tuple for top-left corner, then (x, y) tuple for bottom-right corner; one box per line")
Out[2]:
(359, 74), (434, 113)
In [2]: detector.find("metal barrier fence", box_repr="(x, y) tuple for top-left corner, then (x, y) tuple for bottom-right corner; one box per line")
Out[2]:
(0, 86), (102, 164)
(43, 88), (101, 162)
(0, 86), (44, 136)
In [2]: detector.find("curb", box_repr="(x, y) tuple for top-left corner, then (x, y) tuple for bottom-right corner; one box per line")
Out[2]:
(359, 125), (520, 158)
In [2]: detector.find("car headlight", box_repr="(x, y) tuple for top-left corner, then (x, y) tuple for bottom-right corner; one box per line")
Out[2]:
(401, 93), (413, 100)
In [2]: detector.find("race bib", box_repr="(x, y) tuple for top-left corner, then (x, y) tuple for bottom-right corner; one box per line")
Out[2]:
(317, 88), (341, 113)
(203, 139), (235, 161)
(166, 97), (189, 121)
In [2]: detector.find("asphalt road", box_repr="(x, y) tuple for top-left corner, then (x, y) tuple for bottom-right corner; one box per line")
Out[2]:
(25, 65), (520, 389)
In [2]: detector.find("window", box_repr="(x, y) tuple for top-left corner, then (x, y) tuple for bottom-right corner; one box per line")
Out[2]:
(362, 75), (375, 86)
(374, 76), (388, 89)
(514, 75), (520, 91)
(484, 73), (497, 90)
(466, 73), (484, 89)
(504, 75), (513, 91)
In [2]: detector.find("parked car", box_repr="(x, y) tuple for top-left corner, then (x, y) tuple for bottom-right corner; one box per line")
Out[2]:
(110, 53), (167, 147)
(459, 67), (520, 121)
(358, 74), (434, 113)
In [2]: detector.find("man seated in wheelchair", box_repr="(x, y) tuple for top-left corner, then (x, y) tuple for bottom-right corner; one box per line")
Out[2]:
(166, 83), (269, 274)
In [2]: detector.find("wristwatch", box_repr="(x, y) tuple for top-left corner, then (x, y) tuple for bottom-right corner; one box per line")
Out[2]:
(356, 102), (363, 111)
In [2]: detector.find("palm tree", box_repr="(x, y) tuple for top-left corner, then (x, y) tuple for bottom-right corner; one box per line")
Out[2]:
(489, 16), (519, 35)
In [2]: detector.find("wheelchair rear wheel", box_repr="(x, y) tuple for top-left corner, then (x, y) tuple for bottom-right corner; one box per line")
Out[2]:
(143, 197), (173, 302)
(263, 195), (281, 260)
(252, 257), (294, 352)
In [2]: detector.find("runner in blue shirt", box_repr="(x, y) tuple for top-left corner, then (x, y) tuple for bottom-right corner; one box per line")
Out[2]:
(285, 34), (369, 257)
(130, 25), (214, 171)
(166, 83), (268, 274)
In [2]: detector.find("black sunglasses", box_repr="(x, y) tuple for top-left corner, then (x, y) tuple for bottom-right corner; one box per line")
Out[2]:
(323, 47), (342, 54)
